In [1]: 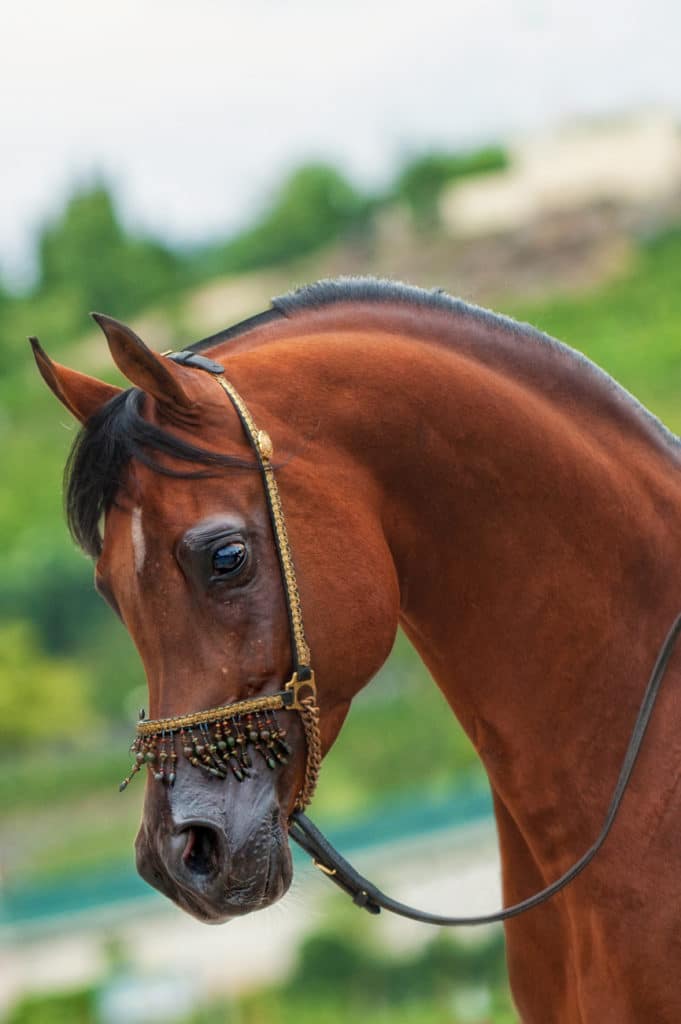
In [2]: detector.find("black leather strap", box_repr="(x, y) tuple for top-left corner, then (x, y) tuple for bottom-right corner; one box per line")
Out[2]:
(290, 612), (681, 925)
(167, 350), (225, 374)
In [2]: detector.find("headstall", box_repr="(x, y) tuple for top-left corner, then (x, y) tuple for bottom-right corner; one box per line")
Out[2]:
(117, 346), (681, 927)
(119, 352), (321, 813)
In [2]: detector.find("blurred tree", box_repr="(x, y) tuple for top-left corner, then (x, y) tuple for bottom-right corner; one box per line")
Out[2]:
(36, 182), (183, 321)
(6, 987), (95, 1024)
(285, 925), (508, 1006)
(0, 549), (98, 655)
(0, 619), (96, 748)
(394, 145), (509, 228)
(212, 162), (369, 274)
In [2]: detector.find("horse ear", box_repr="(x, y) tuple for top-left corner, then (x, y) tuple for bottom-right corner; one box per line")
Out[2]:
(29, 337), (122, 424)
(91, 313), (196, 409)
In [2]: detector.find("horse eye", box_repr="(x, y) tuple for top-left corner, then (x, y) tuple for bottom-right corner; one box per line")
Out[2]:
(212, 540), (248, 577)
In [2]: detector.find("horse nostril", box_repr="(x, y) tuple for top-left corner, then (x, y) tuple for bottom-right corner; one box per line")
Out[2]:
(180, 825), (221, 877)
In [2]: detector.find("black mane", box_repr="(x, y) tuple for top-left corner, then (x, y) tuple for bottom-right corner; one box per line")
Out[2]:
(190, 276), (542, 352)
(65, 388), (252, 558)
(274, 276), (484, 318)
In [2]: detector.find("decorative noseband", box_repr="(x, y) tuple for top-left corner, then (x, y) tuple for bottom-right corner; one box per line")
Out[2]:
(119, 354), (321, 812)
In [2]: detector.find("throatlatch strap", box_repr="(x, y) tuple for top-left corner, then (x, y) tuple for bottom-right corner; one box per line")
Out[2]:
(290, 612), (681, 925)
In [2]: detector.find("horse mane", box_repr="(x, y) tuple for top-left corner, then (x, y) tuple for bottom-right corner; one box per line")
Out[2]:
(273, 277), (537, 339)
(189, 276), (544, 353)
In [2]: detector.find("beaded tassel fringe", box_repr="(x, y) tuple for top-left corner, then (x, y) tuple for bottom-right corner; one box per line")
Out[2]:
(120, 708), (292, 791)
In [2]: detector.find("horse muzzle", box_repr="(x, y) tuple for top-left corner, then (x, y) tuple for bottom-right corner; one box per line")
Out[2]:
(135, 762), (293, 923)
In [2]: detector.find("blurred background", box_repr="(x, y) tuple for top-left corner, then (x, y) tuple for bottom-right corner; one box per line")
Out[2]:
(2, 2), (681, 1022)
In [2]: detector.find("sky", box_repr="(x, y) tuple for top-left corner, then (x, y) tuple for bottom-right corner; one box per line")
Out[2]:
(2, 0), (680, 283)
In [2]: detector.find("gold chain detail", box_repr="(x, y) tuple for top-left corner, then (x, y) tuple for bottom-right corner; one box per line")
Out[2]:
(214, 375), (311, 667)
(296, 697), (322, 811)
(137, 693), (285, 737)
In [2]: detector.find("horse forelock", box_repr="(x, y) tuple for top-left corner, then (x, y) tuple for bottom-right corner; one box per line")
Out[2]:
(64, 388), (252, 558)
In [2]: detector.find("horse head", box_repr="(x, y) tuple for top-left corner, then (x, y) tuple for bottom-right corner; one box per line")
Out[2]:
(31, 314), (400, 922)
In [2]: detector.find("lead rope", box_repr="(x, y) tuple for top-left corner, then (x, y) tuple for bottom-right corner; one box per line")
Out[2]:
(289, 612), (681, 922)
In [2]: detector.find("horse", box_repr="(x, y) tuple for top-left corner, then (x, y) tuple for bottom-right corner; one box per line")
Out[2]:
(31, 278), (681, 1023)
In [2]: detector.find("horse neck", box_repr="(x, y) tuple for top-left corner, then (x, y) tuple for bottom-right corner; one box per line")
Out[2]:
(363, 326), (679, 739)
(222, 312), (681, 840)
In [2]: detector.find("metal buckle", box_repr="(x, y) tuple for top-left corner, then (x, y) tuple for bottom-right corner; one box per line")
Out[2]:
(313, 859), (337, 877)
(284, 670), (317, 711)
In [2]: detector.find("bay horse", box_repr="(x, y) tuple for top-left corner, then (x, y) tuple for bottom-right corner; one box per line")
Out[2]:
(32, 279), (681, 1022)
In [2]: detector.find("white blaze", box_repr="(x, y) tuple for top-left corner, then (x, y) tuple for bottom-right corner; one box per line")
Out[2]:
(131, 506), (146, 574)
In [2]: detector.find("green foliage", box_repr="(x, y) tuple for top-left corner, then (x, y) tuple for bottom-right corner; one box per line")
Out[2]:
(286, 927), (508, 1001)
(0, 619), (96, 749)
(0, 164), (370, 371)
(0, 548), (101, 655)
(394, 146), (508, 227)
(5, 926), (515, 1024)
(9, 800), (141, 881)
(0, 147), (511, 370)
(210, 927), (515, 1024)
(211, 163), (369, 274)
(315, 631), (480, 816)
(37, 183), (182, 320)
(510, 226), (681, 434)
(0, 746), (135, 815)
(0, 182), (185, 371)
(6, 986), (96, 1024)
